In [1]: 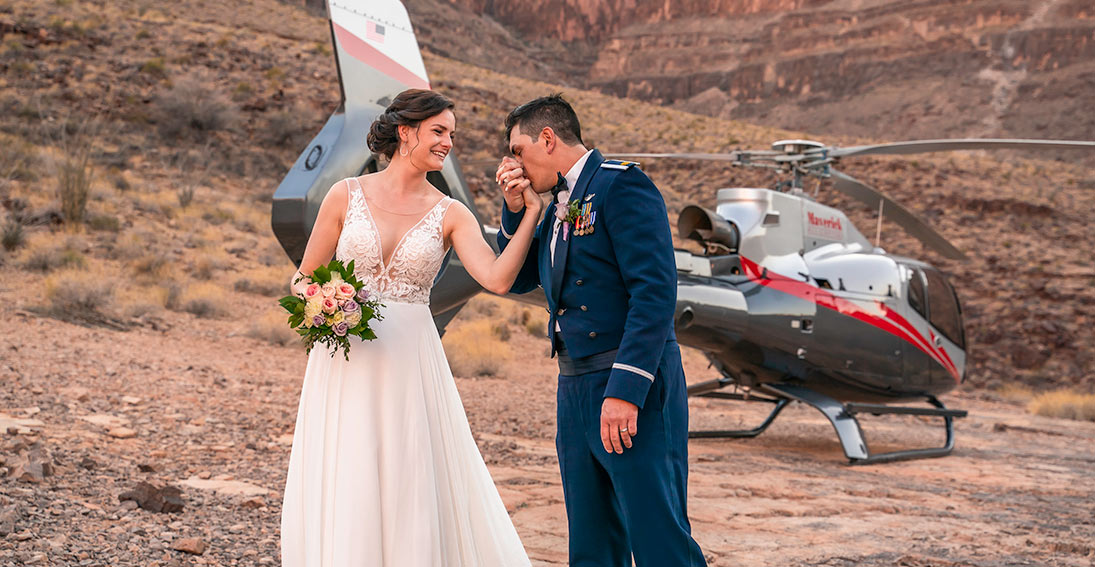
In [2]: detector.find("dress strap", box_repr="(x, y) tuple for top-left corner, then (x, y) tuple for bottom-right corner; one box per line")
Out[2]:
(435, 197), (457, 230)
(345, 177), (368, 222)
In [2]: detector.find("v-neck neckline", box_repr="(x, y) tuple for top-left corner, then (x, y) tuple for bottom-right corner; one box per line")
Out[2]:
(359, 192), (446, 272)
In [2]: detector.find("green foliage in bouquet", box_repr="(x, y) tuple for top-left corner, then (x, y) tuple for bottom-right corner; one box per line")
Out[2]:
(278, 259), (383, 360)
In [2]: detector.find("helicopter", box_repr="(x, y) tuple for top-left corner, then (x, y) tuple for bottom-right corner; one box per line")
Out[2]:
(271, 0), (1095, 464)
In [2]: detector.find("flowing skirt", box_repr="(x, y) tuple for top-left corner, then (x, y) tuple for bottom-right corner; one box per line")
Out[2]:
(281, 302), (530, 566)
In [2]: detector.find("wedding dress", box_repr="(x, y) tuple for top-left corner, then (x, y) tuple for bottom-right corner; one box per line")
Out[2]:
(281, 178), (531, 566)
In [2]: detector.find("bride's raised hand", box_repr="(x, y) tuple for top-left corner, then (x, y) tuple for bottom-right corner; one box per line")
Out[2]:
(521, 183), (543, 216)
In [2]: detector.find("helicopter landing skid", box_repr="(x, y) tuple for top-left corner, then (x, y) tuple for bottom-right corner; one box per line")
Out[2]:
(687, 379), (967, 465)
(687, 378), (790, 438)
(761, 383), (967, 465)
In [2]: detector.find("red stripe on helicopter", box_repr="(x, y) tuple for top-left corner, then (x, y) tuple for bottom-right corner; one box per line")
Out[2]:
(332, 22), (430, 90)
(739, 256), (960, 381)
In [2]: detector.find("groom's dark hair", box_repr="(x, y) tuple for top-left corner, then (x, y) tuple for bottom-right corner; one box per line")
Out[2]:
(505, 94), (584, 147)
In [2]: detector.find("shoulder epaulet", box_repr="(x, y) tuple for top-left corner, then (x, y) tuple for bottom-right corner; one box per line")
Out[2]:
(600, 159), (640, 171)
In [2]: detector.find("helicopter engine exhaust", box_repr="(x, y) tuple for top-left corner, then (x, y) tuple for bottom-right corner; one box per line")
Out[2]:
(679, 205), (739, 254)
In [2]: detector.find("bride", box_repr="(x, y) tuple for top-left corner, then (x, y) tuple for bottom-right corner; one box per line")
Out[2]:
(281, 89), (541, 566)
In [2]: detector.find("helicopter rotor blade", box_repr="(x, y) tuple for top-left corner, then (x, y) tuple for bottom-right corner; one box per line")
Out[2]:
(829, 139), (1095, 159)
(604, 152), (756, 162)
(830, 169), (966, 260)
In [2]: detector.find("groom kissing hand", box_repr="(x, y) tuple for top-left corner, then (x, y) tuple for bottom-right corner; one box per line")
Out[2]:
(495, 94), (707, 567)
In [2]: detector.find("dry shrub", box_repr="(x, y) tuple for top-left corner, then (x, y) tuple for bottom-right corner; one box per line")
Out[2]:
(87, 212), (121, 232)
(1028, 390), (1095, 422)
(0, 134), (38, 188)
(523, 308), (548, 337)
(462, 294), (500, 317)
(57, 136), (94, 226)
(178, 282), (231, 319)
(259, 239), (290, 266)
(233, 265), (289, 297)
(163, 147), (211, 209)
(442, 319), (511, 377)
(21, 239), (85, 272)
(246, 310), (298, 346)
(130, 254), (176, 281)
(109, 230), (156, 260)
(995, 384), (1035, 404)
(43, 267), (117, 324)
(2, 218), (24, 251)
(192, 251), (232, 281)
(202, 207), (235, 225)
(115, 287), (165, 319)
(155, 72), (238, 140)
(157, 282), (184, 311)
(264, 105), (319, 149)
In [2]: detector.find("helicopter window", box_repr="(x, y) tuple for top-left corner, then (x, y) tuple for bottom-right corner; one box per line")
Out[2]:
(907, 268), (927, 320)
(923, 268), (965, 348)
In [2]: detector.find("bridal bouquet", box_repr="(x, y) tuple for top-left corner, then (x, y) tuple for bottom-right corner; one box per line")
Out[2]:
(278, 259), (383, 360)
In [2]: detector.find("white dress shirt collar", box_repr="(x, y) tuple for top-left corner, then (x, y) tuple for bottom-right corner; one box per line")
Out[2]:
(561, 149), (594, 199)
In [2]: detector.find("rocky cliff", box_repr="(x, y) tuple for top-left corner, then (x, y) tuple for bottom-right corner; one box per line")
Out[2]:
(426, 0), (1095, 142)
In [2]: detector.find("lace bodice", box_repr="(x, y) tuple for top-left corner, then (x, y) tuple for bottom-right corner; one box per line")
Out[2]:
(336, 178), (453, 304)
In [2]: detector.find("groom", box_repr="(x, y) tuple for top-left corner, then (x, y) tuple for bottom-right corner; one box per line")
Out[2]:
(496, 94), (706, 566)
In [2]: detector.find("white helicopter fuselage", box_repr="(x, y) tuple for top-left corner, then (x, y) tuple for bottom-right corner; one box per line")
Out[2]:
(674, 188), (966, 401)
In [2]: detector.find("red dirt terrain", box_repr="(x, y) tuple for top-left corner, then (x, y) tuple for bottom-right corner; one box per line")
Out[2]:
(1, 304), (1093, 565)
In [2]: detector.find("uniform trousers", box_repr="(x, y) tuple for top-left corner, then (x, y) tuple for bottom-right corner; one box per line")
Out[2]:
(555, 340), (706, 566)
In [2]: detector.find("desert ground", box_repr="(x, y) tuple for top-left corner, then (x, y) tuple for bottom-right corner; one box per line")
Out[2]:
(2, 0), (1094, 565)
(2, 294), (1094, 566)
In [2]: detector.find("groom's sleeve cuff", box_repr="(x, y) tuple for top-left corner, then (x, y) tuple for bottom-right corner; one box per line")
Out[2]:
(604, 364), (654, 408)
(499, 202), (525, 241)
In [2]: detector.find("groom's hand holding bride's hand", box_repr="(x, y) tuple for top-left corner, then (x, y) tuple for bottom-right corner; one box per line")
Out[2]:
(600, 397), (639, 454)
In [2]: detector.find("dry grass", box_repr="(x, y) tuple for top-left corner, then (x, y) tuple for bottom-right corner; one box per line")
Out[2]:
(155, 71), (238, 140)
(443, 318), (511, 377)
(245, 310), (299, 346)
(86, 212), (121, 232)
(0, 134), (38, 189)
(191, 248), (234, 281)
(109, 230), (159, 261)
(20, 237), (86, 272)
(129, 254), (178, 282)
(1028, 390), (1095, 422)
(57, 140), (93, 226)
(233, 264), (290, 297)
(114, 286), (167, 319)
(41, 265), (118, 325)
(177, 282), (231, 319)
(994, 384), (1036, 404)
(2, 218), (25, 251)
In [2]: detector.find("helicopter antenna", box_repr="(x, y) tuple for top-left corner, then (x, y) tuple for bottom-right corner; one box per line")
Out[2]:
(874, 199), (884, 249)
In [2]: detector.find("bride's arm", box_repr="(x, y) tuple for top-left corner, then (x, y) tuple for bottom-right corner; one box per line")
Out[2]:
(446, 186), (543, 295)
(289, 180), (350, 295)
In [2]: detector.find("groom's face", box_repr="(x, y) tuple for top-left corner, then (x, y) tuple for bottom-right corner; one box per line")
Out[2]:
(508, 124), (554, 194)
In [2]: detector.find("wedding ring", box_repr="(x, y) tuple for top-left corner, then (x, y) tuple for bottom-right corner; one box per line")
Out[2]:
(620, 427), (629, 433)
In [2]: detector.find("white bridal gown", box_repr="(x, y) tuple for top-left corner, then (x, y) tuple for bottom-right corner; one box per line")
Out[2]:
(281, 179), (530, 567)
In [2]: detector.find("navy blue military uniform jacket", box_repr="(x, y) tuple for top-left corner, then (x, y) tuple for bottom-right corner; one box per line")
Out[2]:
(497, 149), (677, 408)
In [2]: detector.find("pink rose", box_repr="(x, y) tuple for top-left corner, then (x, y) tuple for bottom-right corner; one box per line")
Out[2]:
(321, 283), (336, 298)
(335, 282), (356, 301)
(322, 297), (338, 314)
(303, 283), (322, 300)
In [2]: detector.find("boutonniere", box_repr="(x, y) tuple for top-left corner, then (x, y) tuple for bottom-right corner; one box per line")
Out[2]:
(556, 198), (581, 223)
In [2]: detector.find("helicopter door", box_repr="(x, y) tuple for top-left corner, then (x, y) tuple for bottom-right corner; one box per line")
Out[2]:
(902, 266), (932, 388)
(921, 268), (965, 387)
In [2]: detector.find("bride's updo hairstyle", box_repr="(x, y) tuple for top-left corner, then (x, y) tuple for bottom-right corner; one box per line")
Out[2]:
(367, 89), (455, 159)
